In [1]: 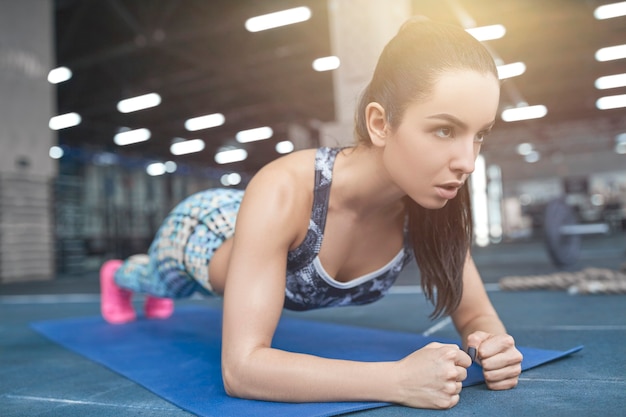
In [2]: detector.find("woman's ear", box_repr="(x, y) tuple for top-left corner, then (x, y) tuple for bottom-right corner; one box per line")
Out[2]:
(365, 102), (388, 147)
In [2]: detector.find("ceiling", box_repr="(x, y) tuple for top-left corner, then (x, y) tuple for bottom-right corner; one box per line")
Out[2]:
(53, 0), (626, 176)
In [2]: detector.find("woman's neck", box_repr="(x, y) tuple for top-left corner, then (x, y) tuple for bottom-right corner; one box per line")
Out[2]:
(330, 145), (406, 218)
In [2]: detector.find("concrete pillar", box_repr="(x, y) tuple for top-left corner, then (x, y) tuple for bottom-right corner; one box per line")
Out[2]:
(0, 0), (55, 282)
(319, 0), (411, 147)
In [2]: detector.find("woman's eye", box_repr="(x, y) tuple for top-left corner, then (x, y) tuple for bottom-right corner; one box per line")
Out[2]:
(435, 127), (454, 138)
(475, 130), (491, 143)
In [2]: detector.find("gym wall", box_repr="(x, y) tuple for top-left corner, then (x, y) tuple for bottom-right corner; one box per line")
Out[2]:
(0, 0), (55, 283)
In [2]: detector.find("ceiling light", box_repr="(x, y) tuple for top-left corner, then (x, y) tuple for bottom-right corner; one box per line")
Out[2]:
(496, 62), (526, 80)
(220, 173), (242, 186)
(185, 113), (225, 131)
(595, 73), (626, 89)
(164, 161), (177, 173)
(596, 94), (626, 110)
(312, 56), (340, 72)
(594, 2), (626, 19)
(47, 66), (72, 84)
(146, 162), (166, 176)
(245, 7), (311, 32)
(501, 105), (547, 122)
(114, 128), (151, 146)
(524, 151), (540, 163)
(170, 139), (205, 155)
(276, 140), (294, 154)
(117, 93), (161, 113)
(215, 147), (248, 164)
(236, 126), (273, 143)
(595, 44), (626, 62)
(49, 112), (81, 130)
(49, 146), (64, 159)
(465, 24), (506, 41)
(516, 143), (534, 156)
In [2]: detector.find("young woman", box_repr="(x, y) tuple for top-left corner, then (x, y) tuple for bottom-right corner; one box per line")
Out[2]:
(100, 17), (523, 409)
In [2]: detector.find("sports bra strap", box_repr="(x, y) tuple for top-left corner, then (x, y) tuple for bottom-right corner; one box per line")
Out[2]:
(310, 147), (341, 234)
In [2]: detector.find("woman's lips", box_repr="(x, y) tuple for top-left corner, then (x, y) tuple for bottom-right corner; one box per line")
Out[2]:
(436, 186), (458, 200)
(435, 183), (463, 200)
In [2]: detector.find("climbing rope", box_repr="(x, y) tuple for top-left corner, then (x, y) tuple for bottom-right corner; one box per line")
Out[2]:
(499, 265), (626, 295)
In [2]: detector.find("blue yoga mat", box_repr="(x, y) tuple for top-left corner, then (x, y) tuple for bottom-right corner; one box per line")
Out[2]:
(31, 306), (582, 417)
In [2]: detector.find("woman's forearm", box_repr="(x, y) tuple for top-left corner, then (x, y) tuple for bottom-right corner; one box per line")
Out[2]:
(223, 347), (401, 404)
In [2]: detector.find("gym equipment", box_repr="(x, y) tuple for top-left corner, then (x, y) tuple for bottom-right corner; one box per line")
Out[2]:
(544, 198), (611, 267)
(31, 306), (582, 417)
(499, 267), (626, 294)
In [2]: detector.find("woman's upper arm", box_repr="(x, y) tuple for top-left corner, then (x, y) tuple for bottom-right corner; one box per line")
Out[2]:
(220, 166), (305, 370)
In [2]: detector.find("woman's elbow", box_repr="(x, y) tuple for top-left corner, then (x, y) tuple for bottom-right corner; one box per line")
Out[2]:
(222, 360), (242, 398)
(222, 357), (253, 399)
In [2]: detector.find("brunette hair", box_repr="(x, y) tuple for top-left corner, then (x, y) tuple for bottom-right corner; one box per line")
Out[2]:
(354, 17), (498, 318)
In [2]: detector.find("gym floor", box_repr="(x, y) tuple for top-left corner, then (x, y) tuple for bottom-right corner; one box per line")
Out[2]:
(1, 234), (625, 417)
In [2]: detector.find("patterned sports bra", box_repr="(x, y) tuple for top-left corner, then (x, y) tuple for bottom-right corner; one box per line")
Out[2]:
(284, 147), (414, 311)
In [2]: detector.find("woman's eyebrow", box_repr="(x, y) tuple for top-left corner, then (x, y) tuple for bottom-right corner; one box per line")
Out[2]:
(426, 113), (467, 129)
(427, 113), (495, 130)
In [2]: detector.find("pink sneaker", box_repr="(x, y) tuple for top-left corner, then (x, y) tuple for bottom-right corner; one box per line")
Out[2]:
(100, 260), (136, 324)
(144, 296), (174, 320)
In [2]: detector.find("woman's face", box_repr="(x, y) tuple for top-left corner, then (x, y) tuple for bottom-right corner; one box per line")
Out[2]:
(381, 70), (500, 209)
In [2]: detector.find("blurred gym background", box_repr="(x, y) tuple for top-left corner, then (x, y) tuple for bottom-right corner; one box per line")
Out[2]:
(0, 0), (624, 287)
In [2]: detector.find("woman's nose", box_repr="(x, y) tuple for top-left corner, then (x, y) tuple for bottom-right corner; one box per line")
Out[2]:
(450, 138), (478, 174)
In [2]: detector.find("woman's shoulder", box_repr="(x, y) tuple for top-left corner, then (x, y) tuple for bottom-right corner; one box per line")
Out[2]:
(267, 148), (319, 169)
(243, 148), (318, 207)
(239, 149), (319, 243)
(251, 148), (318, 185)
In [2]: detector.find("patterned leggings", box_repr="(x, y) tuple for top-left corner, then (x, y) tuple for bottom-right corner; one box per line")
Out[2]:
(114, 188), (244, 298)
